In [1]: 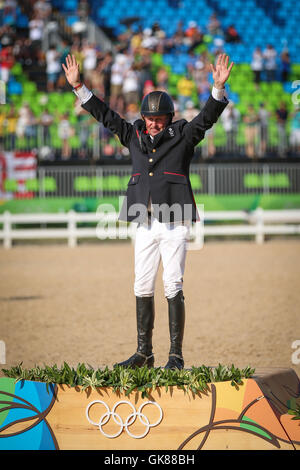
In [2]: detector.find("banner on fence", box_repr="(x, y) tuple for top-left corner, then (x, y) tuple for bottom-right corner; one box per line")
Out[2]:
(0, 151), (37, 199)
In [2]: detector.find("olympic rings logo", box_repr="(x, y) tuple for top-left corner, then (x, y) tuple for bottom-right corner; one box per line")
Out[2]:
(85, 399), (163, 439)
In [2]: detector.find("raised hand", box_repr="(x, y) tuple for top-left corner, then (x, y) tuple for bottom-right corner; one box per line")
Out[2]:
(62, 54), (81, 88)
(210, 53), (234, 89)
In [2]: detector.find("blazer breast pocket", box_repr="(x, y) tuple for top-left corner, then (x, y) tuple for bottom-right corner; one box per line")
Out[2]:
(164, 172), (188, 184)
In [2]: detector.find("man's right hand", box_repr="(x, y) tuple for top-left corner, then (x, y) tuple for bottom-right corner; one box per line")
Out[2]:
(62, 54), (81, 88)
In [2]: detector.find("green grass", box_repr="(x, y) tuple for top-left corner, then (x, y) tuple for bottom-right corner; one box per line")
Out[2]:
(2, 362), (255, 398)
(1, 194), (300, 216)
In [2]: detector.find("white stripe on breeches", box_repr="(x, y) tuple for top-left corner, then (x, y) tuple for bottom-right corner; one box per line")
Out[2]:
(134, 217), (190, 299)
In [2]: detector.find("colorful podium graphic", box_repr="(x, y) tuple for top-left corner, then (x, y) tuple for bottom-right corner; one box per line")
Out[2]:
(0, 368), (299, 450)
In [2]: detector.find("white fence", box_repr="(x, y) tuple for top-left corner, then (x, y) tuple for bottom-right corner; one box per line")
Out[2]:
(1, 208), (300, 249)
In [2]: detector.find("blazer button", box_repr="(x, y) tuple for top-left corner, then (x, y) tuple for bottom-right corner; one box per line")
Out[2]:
(149, 172), (153, 176)
(149, 158), (153, 162)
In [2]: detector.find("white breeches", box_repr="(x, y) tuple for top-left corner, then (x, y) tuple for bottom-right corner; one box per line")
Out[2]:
(134, 216), (190, 299)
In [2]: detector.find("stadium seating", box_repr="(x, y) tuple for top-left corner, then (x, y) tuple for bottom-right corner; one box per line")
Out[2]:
(2, 0), (299, 157)
(85, 0), (299, 60)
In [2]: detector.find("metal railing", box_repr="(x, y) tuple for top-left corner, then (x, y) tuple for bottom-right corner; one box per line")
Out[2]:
(1, 122), (300, 161)
(8, 162), (298, 199)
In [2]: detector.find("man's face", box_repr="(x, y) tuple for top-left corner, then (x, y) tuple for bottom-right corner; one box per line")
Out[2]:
(143, 114), (170, 137)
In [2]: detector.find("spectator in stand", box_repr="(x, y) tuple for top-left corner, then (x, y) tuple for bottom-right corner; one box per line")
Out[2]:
(204, 127), (216, 159)
(189, 50), (212, 84)
(279, 49), (291, 83)
(58, 39), (71, 68)
(182, 100), (198, 121)
(263, 44), (277, 82)
(141, 28), (159, 51)
(221, 101), (240, 152)
(290, 106), (300, 155)
(77, 0), (90, 20)
(257, 102), (270, 157)
(207, 12), (222, 36)
(5, 106), (18, 150)
(243, 104), (259, 159)
(142, 79), (155, 97)
(0, 109), (5, 150)
(186, 50), (198, 75)
(188, 29), (204, 54)
(46, 45), (61, 92)
(156, 66), (169, 92)
(0, 44), (14, 83)
(110, 53), (128, 111)
(275, 101), (288, 157)
(58, 113), (74, 160)
(0, 24), (15, 47)
(135, 46), (154, 99)
(177, 74), (196, 113)
(125, 103), (140, 124)
(2, 0), (17, 24)
(40, 107), (53, 146)
(197, 75), (211, 108)
(122, 65), (140, 107)
(212, 37), (225, 58)
(251, 47), (264, 89)
(56, 40), (72, 90)
(70, 42), (84, 73)
(71, 17), (88, 42)
(171, 94), (180, 122)
(184, 20), (196, 40)
(97, 51), (113, 104)
(225, 25), (241, 43)
(33, 0), (52, 21)
(16, 102), (32, 145)
(151, 21), (166, 53)
(12, 37), (34, 67)
(26, 108), (38, 149)
(130, 29), (143, 55)
(28, 13), (44, 62)
(82, 41), (98, 82)
(15, 103), (38, 150)
(184, 21), (204, 53)
(75, 99), (93, 159)
(170, 20), (185, 51)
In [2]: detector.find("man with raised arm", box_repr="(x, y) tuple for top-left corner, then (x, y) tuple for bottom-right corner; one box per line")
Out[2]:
(62, 53), (234, 370)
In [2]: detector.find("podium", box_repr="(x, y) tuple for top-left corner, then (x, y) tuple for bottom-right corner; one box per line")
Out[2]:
(0, 367), (299, 450)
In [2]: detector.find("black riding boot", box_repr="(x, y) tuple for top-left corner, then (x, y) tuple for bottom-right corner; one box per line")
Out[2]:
(116, 296), (155, 368)
(164, 290), (185, 370)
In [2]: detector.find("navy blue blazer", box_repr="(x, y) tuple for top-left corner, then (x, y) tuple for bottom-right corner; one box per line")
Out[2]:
(82, 94), (228, 223)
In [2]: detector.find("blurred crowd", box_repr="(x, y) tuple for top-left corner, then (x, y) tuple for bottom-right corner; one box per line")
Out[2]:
(0, 1), (299, 161)
(251, 44), (291, 86)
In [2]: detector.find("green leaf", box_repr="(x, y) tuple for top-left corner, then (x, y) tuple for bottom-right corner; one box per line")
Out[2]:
(1, 362), (255, 394)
